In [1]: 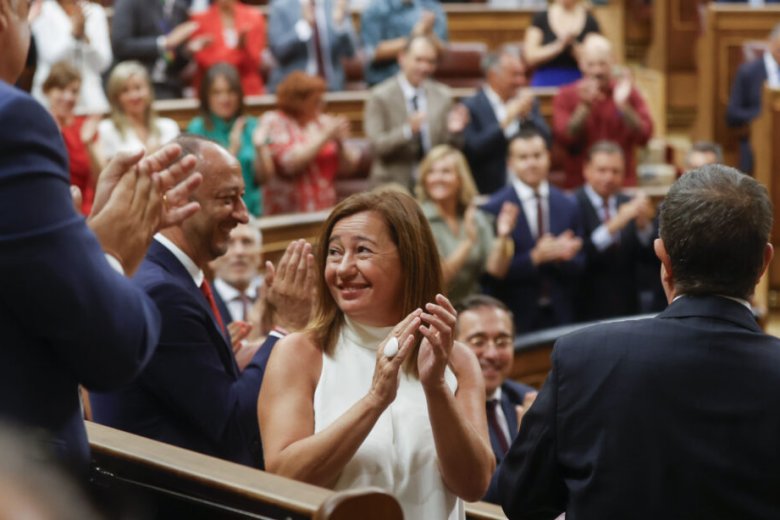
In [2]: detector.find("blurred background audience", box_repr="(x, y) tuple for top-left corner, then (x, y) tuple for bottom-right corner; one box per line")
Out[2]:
(31, 0), (112, 114)
(98, 61), (180, 161)
(259, 71), (358, 215)
(188, 62), (264, 216)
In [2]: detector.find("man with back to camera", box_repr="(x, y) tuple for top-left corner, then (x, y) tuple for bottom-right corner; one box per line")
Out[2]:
(481, 127), (585, 333)
(0, 0), (201, 468)
(455, 295), (537, 504)
(499, 165), (780, 519)
(91, 135), (314, 469)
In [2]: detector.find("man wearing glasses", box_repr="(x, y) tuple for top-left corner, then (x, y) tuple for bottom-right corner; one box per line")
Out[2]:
(455, 295), (537, 504)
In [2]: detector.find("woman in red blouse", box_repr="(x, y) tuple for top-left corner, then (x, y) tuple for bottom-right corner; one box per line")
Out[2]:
(258, 71), (358, 215)
(42, 62), (101, 215)
(189, 0), (266, 96)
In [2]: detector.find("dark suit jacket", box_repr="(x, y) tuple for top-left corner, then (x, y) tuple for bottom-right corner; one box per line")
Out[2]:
(481, 185), (585, 332)
(499, 295), (780, 520)
(110, 0), (190, 99)
(463, 88), (551, 195)
(483, 379), (536, 504)
(91, 240), (279, 468)
(574, 189), (658, 321)
(0, 81), (161, 466)
(267, 0), (356, 92)
(726, 57), (768, 173)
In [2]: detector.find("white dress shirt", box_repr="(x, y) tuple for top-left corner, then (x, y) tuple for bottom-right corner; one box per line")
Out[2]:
(488, 386), (513, 444)
(484, 85), (520, 138)
(512, 177), (550, 239)
(397, 73), (431, 153)
(214, 277), (263, 322)
(764, 51), (780, 89)
(154, 233), (204, 287)
(31, 0), (112, 114)
(583, 184), (654, 252)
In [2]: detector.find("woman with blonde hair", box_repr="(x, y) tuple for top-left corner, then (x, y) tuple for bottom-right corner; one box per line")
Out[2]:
(416, 145), (519, 303)
(98, 61), (180, 161)
(259, 190), (494, 519)
(524, 0), (601, 87)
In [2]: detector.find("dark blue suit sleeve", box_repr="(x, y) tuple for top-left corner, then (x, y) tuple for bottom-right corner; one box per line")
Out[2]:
(0, 87), (161, 391)
(137, 280), (277, 458)
(726, 61), (764, 127)
(499, 347), (567, 519)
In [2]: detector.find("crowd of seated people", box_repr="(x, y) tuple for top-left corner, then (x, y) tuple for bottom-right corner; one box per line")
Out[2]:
(10, 0), (780, 517)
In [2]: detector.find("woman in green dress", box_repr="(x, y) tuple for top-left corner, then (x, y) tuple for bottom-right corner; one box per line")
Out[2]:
(187, 62), (272, 216)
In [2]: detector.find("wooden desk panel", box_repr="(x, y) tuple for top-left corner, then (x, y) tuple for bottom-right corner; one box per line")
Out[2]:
(751, 86), (780, 302)
(647, 0), (707, 130)
(694, 5), (780, 167)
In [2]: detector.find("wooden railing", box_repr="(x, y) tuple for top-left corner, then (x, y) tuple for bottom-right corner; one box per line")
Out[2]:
(155, 87), (558, 138)
(87, 422), (507, 519)
(751, 86), (780, 303)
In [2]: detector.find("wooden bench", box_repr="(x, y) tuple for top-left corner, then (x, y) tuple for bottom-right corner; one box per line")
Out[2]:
(154, 87), (558, 138)
(693, 4), (780, 167)
(87, 421), (508, 519)
(510, 314), (658, 389)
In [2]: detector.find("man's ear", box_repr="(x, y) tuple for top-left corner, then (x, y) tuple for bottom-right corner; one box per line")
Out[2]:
(758, 242), (774, 282)
(654, 238), (675, 303)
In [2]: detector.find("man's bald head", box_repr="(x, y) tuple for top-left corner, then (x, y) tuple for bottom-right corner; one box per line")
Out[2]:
(579, 34), (614, 89)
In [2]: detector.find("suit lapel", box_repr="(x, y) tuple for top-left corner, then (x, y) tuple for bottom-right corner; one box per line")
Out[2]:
(147, 241), (238, 377)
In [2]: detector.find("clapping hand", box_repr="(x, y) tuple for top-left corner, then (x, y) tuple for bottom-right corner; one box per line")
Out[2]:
(496, 201), (519, 239)
(367, 310), (422, 409)
(264, 239), (316, 332)
(447, 104), (469, 134)
(418, 294), (458, 390)
(87, 144), (203, 275)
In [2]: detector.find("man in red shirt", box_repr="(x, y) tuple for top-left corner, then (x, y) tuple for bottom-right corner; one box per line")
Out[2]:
(552, 34), (653, 189)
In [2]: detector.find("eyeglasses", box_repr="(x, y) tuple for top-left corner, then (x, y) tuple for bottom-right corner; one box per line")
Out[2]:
(466, 335), (514, 351)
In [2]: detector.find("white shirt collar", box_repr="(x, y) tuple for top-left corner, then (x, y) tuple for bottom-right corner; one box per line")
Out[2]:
(511, 177), (549, 202)
(764, 51), (780, 88)
(397, 73), (423, 101)
(214, 277), (259, 301)
(484, 85), (505, 108)
(488, 386), (503, 403)
(583, 184), (616, 212)
(672, 294), (752, 311)
(154, 233), (204, 287)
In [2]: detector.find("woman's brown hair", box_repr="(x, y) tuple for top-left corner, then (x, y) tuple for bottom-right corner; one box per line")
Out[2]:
(307, 188), (444, 376)
(42, 61), (81, 93)
(275, 71), (326, 120)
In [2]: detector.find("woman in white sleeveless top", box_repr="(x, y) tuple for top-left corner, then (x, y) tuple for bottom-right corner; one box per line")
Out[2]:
(259, 190), (494, 518)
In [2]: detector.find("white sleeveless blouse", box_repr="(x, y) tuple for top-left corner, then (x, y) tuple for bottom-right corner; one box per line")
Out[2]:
(313, 317), (464, 519)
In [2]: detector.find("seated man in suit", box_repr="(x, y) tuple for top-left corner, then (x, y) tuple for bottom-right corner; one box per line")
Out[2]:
(1, 0), (201, 468)
(685, 140), (723, 171)
(360, 0), (447, 86)
(499, 164), (780, 519)
(574, 140), (657, 321)
(213, 222), (263, 324)
(463, 45), (551, 195)
(455, 295), (537, 504)
(553, 34), (653, 188)
(91, 135), (314, 469)
(267, 0), (357, 92)
(726, 23), (780, 174)
(364, 34), (468, 192)
(481, 128), (584, 333)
